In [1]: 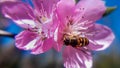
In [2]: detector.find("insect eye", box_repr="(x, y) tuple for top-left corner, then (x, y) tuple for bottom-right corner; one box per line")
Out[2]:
(64, 38), (70, 45)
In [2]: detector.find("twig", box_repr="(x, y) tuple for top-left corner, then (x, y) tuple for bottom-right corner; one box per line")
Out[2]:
(0, 30), (16, 38)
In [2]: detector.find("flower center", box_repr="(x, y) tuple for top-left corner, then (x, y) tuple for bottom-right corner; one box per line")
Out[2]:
(26, 15), (49, 40)
(64, 15), (97, 38)
(41, 16), (47, 22)
(62, 17), (92, 48)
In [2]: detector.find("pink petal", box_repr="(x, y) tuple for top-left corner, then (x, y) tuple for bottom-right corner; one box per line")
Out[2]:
(76, 0), (106, 22)
(0, 0), (18, 2)
(49, 13), (59, 34)
(32, 0), (59, 16)
(2, 1), (34, 20)
(15, 30), (38, 50)
(86, 39), (103, 51)
(56, 0), (75, 20)
(53, 27), (63, 52)
(31, 37), (54, 55)
(63, 46), (92, 68)
(87, 24), (115, 51)
(1, 1), (35, 28)
(13, 19), (36, 29)
(42, 13), (59, 37)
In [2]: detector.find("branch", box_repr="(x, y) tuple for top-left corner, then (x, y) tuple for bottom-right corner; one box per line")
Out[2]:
(0, 30), (16, 38)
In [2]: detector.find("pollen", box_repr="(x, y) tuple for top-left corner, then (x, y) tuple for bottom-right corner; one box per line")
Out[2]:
(41, 16), (47, 22)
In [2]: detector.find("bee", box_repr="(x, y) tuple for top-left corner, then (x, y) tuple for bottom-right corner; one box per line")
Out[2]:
(63, 35), (89, 48)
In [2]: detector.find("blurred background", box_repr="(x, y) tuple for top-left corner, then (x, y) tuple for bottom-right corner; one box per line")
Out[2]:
(0, 0), (120, 68)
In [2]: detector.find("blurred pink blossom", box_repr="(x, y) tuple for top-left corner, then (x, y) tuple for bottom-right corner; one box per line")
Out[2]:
(0, 0), (18, 2)
(1, 0), (59, 55)
(55, 0), (115, 68)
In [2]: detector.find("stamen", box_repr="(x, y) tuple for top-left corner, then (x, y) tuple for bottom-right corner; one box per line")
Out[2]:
(73, 8), (86, 24)
(35, 16), (42, 23)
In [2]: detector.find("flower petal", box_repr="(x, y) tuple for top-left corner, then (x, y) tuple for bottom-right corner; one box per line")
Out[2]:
(2, 1), (34, 20)
(87, 39), (103, 51)
(42, 13), (59, 37)
(53, 27), (63, 52)
(1, 1), (35, 28)
(15, 30), (38, 50)
(32, 0), (59, 16)
(76, 0), (106, 22)
(56, 0), (75, 19)
(63, 46), (92, 68)
(0, 0), (18, 2)
(14, 19), (36, 29)
(31, 37), (54, 55)
(87, 24), (115, 51)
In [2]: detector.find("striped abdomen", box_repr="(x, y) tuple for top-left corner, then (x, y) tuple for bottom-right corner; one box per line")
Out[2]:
(63, 36), (89, 48)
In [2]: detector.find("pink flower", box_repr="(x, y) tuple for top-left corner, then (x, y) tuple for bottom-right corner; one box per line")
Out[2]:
(1, 0), (115, 68)
(56, 0), (115, 68)
(1, 0), (59, 55)
(0, 0), (18, 2)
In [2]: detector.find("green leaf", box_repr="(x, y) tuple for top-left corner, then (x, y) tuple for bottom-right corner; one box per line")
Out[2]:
(103, 6), (117, 17)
